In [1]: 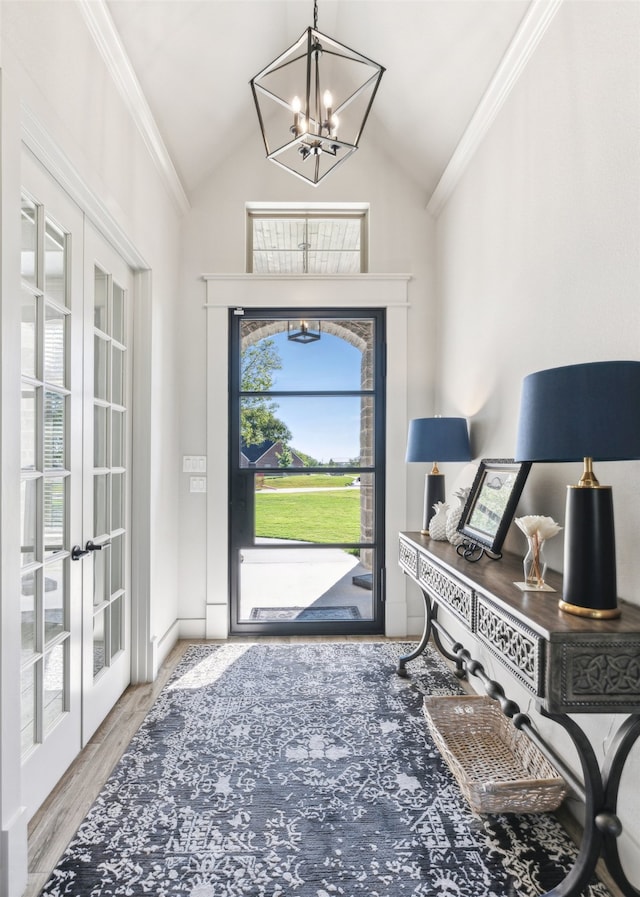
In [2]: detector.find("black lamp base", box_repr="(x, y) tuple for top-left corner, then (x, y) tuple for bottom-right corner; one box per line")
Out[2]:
(560, 485), (621, 619)
(422, 473), (445, 535)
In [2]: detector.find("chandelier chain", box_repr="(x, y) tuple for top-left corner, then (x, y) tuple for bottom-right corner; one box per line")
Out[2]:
(314, 0), (318, 30)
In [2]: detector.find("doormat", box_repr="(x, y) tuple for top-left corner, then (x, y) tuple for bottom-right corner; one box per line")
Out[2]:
(38, 643), (612, 897)
(249, 605), (362, 621)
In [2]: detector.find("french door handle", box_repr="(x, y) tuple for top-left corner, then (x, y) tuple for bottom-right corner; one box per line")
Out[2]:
(71, 540), (108, 560)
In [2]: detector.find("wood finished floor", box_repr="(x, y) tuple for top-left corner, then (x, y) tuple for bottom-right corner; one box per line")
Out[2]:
(24, 636), (622, 897)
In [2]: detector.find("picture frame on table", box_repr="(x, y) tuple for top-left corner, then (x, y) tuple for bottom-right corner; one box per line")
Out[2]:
(456, 458), (532, 560)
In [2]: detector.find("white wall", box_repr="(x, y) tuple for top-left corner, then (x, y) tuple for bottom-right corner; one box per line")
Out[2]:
(437, 0), (640, 584)
(1, 0), (183, 660)
(435, 0), (640, 883)
(1, 2), (183, 891)
(177, 128), (439, 637)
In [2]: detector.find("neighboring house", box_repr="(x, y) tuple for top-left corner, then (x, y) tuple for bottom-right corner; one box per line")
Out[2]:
(240, 439), (306, 469)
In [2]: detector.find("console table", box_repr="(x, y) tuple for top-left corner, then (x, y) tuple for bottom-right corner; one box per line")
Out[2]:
(398, 531), (640, 897)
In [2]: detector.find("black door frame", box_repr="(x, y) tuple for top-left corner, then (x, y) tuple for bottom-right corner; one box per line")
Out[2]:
(228, 307), (386, 636)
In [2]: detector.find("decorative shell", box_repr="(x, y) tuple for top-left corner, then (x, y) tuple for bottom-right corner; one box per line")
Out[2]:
(428, 501), (449, 541)
(446, 487), (471, 547)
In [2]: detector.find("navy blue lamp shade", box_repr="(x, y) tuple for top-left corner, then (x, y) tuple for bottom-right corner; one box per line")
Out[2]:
(515, 360), (640, 618)
(406, 417), (472, 534)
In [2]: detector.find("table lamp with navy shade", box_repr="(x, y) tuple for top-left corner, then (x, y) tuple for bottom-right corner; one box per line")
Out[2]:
(406, 417), (472, 534)
(515, 360), (640, 618)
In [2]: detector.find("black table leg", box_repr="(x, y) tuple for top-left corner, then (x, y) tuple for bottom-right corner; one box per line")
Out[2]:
(397, 586), (432, 676)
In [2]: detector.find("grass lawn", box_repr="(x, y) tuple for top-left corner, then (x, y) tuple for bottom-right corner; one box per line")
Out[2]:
(255, 488), (361, 543)
(262, 474), (355, 489)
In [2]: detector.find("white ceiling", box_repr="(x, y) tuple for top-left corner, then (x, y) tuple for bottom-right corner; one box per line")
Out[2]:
(104, 0), (535, 201)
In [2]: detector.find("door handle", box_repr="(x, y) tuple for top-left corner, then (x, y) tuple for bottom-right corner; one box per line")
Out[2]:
(71, 540), (108, 560)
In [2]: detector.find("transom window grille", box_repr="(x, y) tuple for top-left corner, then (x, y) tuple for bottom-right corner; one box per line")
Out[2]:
(247, 211), (367, 274)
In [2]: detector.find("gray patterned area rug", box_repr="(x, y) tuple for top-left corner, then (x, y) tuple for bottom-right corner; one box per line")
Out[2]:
(39, 642), (611, 897)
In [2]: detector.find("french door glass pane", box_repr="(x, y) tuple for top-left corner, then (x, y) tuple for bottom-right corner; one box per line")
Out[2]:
(109, 596), (123, 659)
(93, 610), (106, 676)
(94, 334), (108, 401)
(111, 534), (123, 593)
(21, 289), (37, 378)
(94, 405), (108, 468)
(112, 410), (124, 467)
(21, 665), (37, 753)
(21, 196), (37, 286)
(21, 571), (37, 654)
(112, 284), (125, 343)
(111, 473), (124, 530)
(93, 544), (109, 608)
(21, 478), (38, 566)
(44, 391), (65, 470)
(93, 474), (108, 536)
(44, 304), (66, 387)
(44, 476), (65, 556)
(21, 387), (37, 470)
(94, 267), (108, 331)
(112, 347), (124, 406)
(43, 644), (65, 732)
(44, 219), (66, 306)
(44, 557), (65, 644)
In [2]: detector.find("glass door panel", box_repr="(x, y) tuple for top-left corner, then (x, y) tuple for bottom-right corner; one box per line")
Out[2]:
(229, 310), (385, 634)
(239, 546), (376, 623)
(19, 157), (84, 819)
(19, 157), (133, 817)
(81, 229), (132, 745)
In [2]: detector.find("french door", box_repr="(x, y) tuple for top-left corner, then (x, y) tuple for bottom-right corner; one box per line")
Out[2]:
(81, 224), (133, 743)
(229, 308), (386, 635)
(19, 153), (132, 815)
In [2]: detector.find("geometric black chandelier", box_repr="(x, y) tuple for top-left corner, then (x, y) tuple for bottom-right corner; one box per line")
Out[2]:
(250, 0), (385, 186)
(287, 319), (322, 343)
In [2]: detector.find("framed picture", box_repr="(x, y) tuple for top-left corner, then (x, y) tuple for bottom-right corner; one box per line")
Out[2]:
(457, 459), (532, 558)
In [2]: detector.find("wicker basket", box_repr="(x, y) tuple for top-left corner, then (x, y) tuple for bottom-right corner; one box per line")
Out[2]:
(422, 695), (567, 815)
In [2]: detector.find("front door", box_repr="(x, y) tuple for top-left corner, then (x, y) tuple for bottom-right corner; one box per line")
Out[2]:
(229, 308), (386, 634)
(19, 154), (133, 815)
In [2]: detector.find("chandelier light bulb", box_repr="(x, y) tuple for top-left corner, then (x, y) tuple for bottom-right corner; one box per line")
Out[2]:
(291, 96), (302, 135)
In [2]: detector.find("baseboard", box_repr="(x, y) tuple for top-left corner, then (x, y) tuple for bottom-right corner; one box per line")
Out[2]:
(177, 618), (207, 640)
(154, 620), (181, 675)
(1, 805), (28, 897)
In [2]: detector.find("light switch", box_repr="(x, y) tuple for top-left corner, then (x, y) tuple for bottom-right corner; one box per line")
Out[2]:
(190, 477), (207, 493)
(183, 456), (207, 473)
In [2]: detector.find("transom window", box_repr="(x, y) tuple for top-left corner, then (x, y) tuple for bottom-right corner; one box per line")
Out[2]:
(247, 208), (368, 274)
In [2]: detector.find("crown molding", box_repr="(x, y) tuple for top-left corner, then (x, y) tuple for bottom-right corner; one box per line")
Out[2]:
(427, 0), (563, 218)
(22, 104), (150, 270)
(76, 0), (190, 216)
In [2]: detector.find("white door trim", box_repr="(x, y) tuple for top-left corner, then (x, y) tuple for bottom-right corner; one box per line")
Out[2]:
(203, 274), (411, 640)
(20, 109), (154, 685)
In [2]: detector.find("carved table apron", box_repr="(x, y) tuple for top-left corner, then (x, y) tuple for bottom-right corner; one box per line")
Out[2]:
(398, 532), (640, 897)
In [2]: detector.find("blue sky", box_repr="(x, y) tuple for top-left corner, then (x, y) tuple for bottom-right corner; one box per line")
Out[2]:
(267, 330), (363, 463)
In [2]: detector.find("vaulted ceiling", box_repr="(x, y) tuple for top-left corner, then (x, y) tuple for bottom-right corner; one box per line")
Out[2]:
(99, 0), (552, 207)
